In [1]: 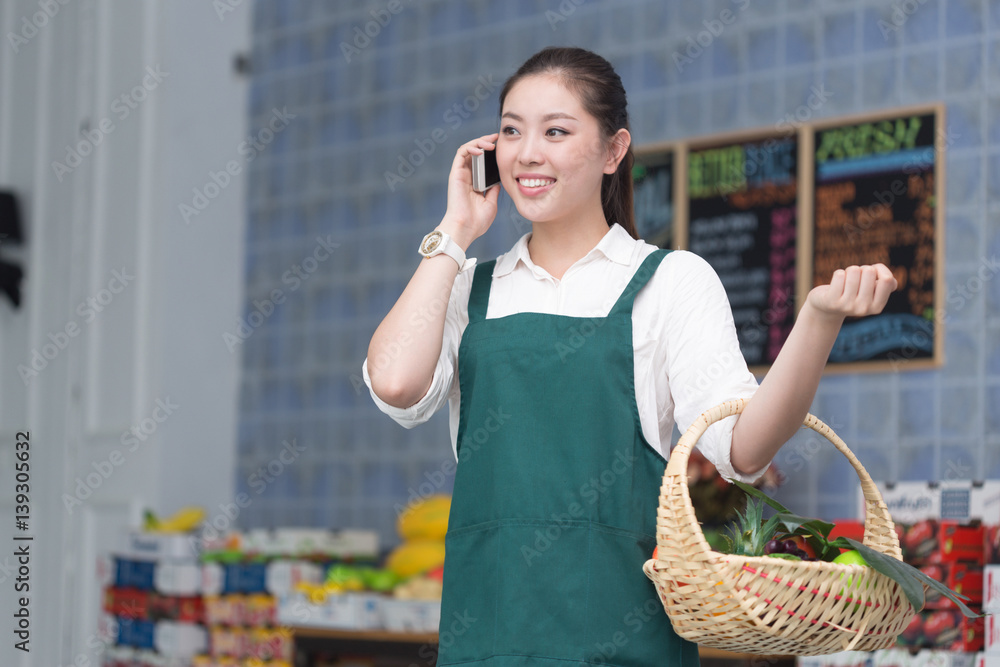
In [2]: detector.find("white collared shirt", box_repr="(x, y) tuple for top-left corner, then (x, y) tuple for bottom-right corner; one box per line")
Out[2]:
(363, 223), (767, 482)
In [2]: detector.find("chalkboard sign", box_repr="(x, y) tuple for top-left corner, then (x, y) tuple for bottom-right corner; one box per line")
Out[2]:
(685, 134), (799, 367)
(810, 106), (943, 369)
(632, 149), (674, 249)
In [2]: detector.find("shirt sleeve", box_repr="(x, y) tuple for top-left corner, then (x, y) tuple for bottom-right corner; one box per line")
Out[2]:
(362, 268), (473, 428)
(660, 251), (767, 484)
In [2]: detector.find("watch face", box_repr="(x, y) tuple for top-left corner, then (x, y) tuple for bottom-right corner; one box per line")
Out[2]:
(421, 231), (443, 255)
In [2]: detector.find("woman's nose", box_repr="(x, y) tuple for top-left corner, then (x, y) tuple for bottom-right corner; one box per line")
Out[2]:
(517, 134), (544, 166)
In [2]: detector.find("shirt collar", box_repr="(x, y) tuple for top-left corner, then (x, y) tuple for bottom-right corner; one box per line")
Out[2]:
(494, 223), (636, 277)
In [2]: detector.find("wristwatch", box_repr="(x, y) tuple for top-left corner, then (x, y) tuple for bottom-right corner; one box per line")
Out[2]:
(418, 230), (476, 272)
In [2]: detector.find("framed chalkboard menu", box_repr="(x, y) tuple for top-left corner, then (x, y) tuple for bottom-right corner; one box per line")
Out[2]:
(634, 102), (944, 374)
(683, 133), (800, 368)
(807, 105), (944, 370)
(632, 146), (676, 249)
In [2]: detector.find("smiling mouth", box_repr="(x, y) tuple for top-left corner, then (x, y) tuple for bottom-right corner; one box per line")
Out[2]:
(518, 178), (555, 189)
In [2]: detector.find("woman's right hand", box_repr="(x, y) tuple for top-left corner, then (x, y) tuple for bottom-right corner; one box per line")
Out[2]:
(439, 133), (501, 250)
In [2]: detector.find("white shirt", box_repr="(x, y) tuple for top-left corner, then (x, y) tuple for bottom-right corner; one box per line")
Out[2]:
(363, 223), (768, 483)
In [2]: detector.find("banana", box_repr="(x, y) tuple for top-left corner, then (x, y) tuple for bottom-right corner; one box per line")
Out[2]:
(144, 506), (207, 533)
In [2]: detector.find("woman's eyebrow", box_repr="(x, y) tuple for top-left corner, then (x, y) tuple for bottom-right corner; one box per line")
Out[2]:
(500, 112), (579, 122)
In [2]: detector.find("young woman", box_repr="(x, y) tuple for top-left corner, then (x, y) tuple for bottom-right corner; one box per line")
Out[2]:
(364, 47), (896, 666)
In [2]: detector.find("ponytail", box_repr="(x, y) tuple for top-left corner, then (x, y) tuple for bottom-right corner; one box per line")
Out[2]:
(603, 144), (637, 239)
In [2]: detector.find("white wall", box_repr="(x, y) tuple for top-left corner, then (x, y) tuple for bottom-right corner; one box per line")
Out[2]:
(0, 0), (250, 664)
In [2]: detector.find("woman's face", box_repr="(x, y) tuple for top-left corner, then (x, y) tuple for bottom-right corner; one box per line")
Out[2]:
(496, 73), (620, 226)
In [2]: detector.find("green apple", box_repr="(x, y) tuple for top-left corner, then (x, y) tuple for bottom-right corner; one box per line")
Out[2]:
(833, 550), (870, 608)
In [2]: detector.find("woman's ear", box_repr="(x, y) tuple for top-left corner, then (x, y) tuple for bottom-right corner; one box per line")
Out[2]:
(603, 128), (632, 175)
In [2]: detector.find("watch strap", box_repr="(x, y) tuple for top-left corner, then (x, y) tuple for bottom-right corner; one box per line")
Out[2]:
(419, 230), (476, 272)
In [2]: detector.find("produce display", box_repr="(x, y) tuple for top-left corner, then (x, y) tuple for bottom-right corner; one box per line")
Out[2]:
(277, 495), (449, 634)
(892, 519), (993, 652)
(102, 477), (997, 667)
(799, 648), (990, 667)
(100, 506), (384, 667)
(100, 506), (211, 667)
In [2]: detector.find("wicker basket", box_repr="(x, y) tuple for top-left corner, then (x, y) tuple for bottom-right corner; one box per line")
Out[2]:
(643, 399), (915, 656)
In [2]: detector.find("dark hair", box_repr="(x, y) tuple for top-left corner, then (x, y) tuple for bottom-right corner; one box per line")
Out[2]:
(498, 46), (637, 239)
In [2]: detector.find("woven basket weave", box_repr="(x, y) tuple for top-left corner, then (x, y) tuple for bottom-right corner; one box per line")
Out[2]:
(643, 399), (915, 656)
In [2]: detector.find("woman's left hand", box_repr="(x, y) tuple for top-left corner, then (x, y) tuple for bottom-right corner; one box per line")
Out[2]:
(805, 263), (899, 321)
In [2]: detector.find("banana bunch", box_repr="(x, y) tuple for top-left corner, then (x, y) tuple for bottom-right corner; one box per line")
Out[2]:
(294, 580), (351, 604)
(143, 506), (207, 533)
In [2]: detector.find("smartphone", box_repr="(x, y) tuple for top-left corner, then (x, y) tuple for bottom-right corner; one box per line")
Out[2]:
(472, 146), (500, 192)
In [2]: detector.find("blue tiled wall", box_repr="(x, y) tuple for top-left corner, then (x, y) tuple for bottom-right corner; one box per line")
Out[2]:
(236, 0), (1000, 544)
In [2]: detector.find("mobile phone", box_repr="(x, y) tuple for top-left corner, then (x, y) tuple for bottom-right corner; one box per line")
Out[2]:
(472, 146), (500, 192)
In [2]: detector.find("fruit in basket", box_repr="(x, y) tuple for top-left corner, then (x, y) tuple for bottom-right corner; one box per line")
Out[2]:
(730, 480), (981, 619)
(722, 498), (785, 558)
(832, 550), (867, 567)
(386, 539), (446, 579)
(832, 550), (870, 606)
(763, 538), (810, 560)
(397, 494), (451, 540)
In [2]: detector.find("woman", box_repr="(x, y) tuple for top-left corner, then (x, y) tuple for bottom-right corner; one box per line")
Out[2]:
(364, 47), (895, 666)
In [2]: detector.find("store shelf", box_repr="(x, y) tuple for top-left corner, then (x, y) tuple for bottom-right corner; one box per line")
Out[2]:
(700, 646), (793, 660)
(291, 625), (440, 666)
(292, 625), (439, 645)
(288, 626), (795, 667)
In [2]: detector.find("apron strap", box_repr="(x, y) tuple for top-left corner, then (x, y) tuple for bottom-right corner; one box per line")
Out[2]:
(467, 259), (497, 323)
(608, 249), (671, 317)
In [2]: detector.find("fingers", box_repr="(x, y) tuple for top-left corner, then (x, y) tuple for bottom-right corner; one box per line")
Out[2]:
(827, 264), (897, 316)
(855, 265), (877, 312)
(451, 133), (499, 171)
(871, 263), (898, 312)
(483, 181), (501, 206)
(841, 265), (862, 305)
(828, 268), (846, 299)
(462, 133), (499, 156)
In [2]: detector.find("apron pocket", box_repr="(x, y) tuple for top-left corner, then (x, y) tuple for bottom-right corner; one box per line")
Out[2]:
(584, 524), (697, 667)
(438, 522), (501, 665)
(494, 519), (594, 662)
(496, 520), (694, 667)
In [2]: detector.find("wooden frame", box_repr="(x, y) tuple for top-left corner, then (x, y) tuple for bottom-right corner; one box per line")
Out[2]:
(632, 102), (945, 376)
(675, 124), (803, 375)
(806, 103), (945, 374)
(632, 141), (683, 250)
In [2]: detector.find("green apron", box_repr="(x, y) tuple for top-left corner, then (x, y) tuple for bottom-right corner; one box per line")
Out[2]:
(437, 249), (700, 667)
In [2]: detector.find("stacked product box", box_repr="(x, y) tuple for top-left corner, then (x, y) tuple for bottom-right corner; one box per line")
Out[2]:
(858, 480), (1000, 654)
(196, 559), (319, 666)
(798, 649), (978, 667)
(896, 520), (987, 652)
(195, 528), (378, 666)
(98, 531), (209, 667)
(982, 545), (1000, 664)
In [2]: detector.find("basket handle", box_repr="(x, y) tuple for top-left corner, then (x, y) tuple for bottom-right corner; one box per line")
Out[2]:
(664, 398), (902, 558)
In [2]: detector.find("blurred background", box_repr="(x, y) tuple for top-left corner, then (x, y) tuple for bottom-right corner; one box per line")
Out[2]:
(0, 0), (998, 665)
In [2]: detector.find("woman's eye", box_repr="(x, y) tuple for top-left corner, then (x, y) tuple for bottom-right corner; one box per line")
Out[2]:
(546, 127), (568, 137)
(501, 125), (519, 136)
